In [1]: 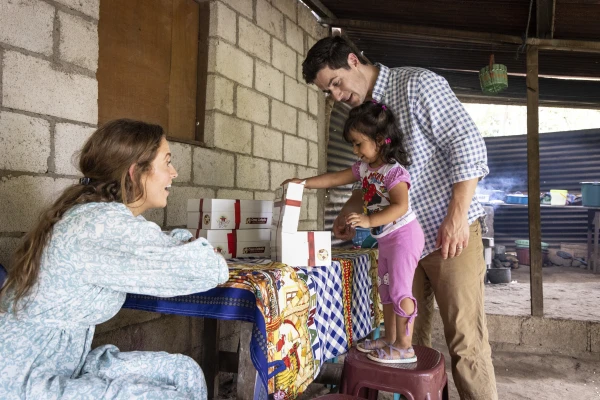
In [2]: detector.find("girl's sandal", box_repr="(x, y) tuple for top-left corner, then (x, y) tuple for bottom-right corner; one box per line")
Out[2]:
(366, 345), (417, 364)
(356, 338), (390, 353)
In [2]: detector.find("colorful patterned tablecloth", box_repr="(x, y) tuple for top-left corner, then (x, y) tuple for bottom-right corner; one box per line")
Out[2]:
(123, 249), (380, 399)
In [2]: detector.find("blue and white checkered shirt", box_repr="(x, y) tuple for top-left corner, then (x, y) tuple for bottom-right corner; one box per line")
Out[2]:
(365, 64), (489, 257)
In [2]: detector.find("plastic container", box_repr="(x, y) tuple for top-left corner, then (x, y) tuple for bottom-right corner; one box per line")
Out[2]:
(352, 228), (377, 248)
(487, 267), (511, 284)
(581, 182), (600, 207)
(550, 189), (568, 206)
(506, 193), (528, 204)
(515, 240), (549, 265)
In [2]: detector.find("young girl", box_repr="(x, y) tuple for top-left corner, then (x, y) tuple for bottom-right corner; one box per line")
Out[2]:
(284, 101), (424, 363)
(0, 119), (228, 399)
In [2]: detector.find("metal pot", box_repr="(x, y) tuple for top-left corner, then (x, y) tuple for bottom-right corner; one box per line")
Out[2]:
(487, 267), (511, 284)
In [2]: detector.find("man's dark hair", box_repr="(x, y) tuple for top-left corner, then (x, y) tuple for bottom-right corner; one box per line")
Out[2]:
(302, 36), (369, 84)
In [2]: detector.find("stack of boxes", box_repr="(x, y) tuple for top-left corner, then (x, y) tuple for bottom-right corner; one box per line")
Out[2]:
(187, 199), (273, 259)
(185, 182), (332, 267)
(270, 182), (332, 267)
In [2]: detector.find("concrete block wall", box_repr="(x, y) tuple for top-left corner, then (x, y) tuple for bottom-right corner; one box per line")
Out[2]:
(1, 0), (328, 368)
(0, 0), (99, 267)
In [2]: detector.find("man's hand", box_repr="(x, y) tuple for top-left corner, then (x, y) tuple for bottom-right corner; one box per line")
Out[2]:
(333, 214), (355, 240)
(346, 213), (372, 229)
(436, 214), (469, 259)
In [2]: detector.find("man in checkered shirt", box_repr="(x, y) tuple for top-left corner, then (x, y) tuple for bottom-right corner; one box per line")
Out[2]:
(303, 36), (497, 400)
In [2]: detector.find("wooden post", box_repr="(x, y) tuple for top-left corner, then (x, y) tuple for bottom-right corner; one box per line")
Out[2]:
(237, 322), (257, 400)
(526, 45), (544, 317)
(200, 318), (220, 399)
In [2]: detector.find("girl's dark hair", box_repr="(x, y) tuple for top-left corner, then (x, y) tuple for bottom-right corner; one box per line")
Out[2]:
(343, 101), (411, 167)
(302, 35), (369, 84)
(0, 119), (165, 313)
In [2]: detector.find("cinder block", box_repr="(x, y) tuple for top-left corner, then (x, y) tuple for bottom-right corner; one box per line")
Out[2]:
(208, 39), (253, 87)
(591, 322), (600, 353)
(297, 3), (327, 40)
(0, 237), (20, 268)
(205, 112), (252, 154)
(238, 18), (271, 63)
(284, 76), (307, 111)
(3, 51), (98, 124)
(285, 18), (304, 54)
(272, 38), (297, 78)
(209, 1), (237, 43)
(254, 126), (283, 161)
(206, 74), (234, 114)
(300, 195), (308, 219)
(298, 111), (317, 141)
(271, 100), (296, 134)
(283, 135), (307, 165)
(0, 0), (53, 55)
(217, 189), (253, 200)
(307, 89), (319, 116)
(306, 35), (317, 55)
(169, 141), (192, 183)
(307, 194), (318, 220)
(54, 122), (95, 175)
(95, 309), (162, 335)
(256, 0), (284, 40)
(269, 161), (296, 191)
(272, 0), (296, 22)
(0, 176), (74, 232)
(255, 191), (275, 201)
(236, 155), (269, 190)
(298, 166), (317, 180)
(298, 220), (317, 230)
(521, 316), (588, 353)
(0, 111), (50, 173)
(54, 0), (100, 19)
(92, 315), (192, 354)
(192, 145), (235, 187)
(486, 314), (522, 345)
(236, 87), (269, 125)
(308, 141), (318, 169)
(220, 0), (253, 19)
(166, 185), (215, 227)
(141, 208), (164, 227)
(255, 61), (284, 101)
(58, 11), (98, 71)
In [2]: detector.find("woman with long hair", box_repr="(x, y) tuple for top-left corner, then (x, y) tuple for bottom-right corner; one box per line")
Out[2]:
(0, 119), (228, 399)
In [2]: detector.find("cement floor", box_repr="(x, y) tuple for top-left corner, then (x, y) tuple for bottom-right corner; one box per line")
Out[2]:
(485, 265), (600, 321)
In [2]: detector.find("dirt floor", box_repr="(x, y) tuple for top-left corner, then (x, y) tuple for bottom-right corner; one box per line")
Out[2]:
(485, 264), (600, 321)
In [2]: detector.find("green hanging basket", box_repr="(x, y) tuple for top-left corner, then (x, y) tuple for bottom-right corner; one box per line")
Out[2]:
(479, 54), (508, 94)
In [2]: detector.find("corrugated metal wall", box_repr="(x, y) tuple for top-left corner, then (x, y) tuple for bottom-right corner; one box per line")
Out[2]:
(324, 101), (353, 247)
(484, 128), (600, 251)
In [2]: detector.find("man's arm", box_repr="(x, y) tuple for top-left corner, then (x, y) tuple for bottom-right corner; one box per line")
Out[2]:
(416, 70), (488, 258)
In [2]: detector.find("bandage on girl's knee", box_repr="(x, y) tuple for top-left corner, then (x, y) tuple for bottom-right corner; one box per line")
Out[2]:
(394, 295), (418, 336)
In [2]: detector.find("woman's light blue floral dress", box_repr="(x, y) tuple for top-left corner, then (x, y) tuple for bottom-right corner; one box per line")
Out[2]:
(0, 202), (229, 400)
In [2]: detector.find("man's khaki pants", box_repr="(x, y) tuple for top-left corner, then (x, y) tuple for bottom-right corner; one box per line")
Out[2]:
(412, 221), (498, 400)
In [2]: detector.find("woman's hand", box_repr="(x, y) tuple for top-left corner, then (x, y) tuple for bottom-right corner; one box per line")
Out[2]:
(346, 212), (371, 229)
(333, 214), (356, 240)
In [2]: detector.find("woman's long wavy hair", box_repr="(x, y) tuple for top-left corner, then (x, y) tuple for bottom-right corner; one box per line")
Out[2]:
(343, 101), (411, 167)
(0, 119), (165, 313)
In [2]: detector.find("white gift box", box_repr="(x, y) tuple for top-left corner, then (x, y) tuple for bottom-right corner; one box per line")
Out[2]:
(189, 228), (271, 259)
(187, 199), (273, 230)
(272, 182), (304, 234)
(271, 230), (331, 267)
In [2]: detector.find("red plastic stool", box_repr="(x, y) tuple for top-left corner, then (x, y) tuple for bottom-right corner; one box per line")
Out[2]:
(340, 345), (449, 400)
(314, 395), (366, 400)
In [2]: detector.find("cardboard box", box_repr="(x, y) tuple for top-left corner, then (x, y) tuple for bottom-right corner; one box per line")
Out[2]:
(272, 182), (304, 234)
(271, 230), (331, 267)
(189, 228), (271, 259)
(187, 199), (273, 230)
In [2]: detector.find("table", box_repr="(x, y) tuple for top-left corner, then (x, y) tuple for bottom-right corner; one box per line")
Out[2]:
(484, 203), (600, 270)
(122, 249), (381, 400)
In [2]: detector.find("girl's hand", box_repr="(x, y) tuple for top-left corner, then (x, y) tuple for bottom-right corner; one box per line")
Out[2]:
(280, 178), (305, 187)
(346, 213), (371, 228)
